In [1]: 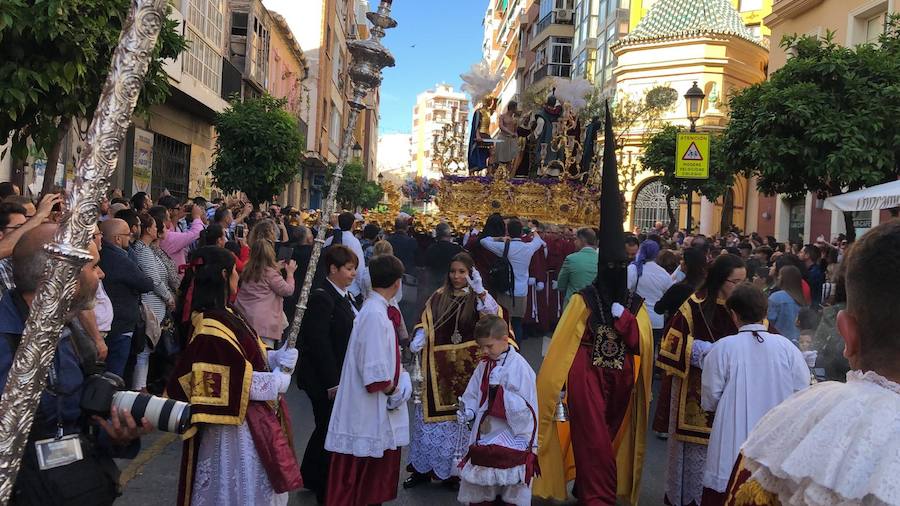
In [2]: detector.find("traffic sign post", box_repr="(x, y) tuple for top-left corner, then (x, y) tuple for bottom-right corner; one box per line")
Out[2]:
(675, 131), (710, 233)
(675, 132), (710, 179)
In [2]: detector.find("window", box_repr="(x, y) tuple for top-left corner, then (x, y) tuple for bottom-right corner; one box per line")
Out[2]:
(739, 0), (763, 12)
(747, 23), (761, 39)
(632, 179), (678, 233)
(866, 12), (886, 43)
(329, 103), (341, 148)
(187, 0), (224, 47)
(183, 28), (222, 93)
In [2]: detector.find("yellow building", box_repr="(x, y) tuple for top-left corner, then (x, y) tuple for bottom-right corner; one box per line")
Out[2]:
(612, 0), (768, 234)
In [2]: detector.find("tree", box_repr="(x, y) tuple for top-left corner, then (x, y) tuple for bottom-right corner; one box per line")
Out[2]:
(323, 161), (383, 210)
(641, 125), (735, 232)
(724, 15), (900, 241)
(0, 0), (187, 194)
(212, 95), (304, 207)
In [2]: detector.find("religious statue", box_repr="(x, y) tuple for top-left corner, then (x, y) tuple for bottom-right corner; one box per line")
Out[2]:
(467, 96), (496, 174)
(529, 93), (563, 177)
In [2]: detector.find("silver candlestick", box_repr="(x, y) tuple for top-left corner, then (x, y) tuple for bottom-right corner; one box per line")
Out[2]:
(0, 1), (167, 501)
(450, 396), (469, 478)
(411, 351), (424, 405)
(283, 0), (397, 351)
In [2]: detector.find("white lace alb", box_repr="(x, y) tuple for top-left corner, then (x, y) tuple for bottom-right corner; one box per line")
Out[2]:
(742, 371), (900, 506)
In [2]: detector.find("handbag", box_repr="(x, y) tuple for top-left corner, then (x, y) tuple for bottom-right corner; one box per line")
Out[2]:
(244, 398), (303, 493)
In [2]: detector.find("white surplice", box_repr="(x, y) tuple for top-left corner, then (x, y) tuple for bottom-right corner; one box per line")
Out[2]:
(325, 291), (410, 457)
(457, 347), (537, 506)
(700, 324), (810, 492)
(741, 370), (900, 506)
(191, 370), (288, 506)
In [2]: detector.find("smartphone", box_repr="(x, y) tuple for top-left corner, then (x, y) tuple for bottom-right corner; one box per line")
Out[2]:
(277, 246), (294, 262)
(234, 224), (246, 240)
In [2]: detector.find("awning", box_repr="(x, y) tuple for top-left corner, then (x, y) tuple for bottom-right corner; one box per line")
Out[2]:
(823, 180), (900, 212)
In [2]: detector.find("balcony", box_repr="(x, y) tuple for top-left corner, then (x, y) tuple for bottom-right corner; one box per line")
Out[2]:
(533, 63), (572, 83)
(530, 10), (575, 50)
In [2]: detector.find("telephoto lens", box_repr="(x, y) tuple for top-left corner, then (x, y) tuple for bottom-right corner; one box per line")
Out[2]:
(80, 372), (192, 434)
(111, 391), (192, 434)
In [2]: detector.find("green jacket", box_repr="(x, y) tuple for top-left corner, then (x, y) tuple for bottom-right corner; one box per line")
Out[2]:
(557, 247), (598, 308)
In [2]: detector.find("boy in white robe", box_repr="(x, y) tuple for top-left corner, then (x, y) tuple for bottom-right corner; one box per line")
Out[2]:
(699, 283), (809, 505)
(457, 315), (538, 506)
(324, 255), (411, 506)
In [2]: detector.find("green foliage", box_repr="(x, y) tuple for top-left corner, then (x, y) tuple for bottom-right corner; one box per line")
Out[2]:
(725, 15), (900, 200)
(359, 181), (384, 210)
(323, 161), (383, 210)
(212, 95), (304, 207)
(641, 125), (734, 202)
(0, 0), (187, 161)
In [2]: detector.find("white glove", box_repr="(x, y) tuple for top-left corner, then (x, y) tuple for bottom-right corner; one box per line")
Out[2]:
(410, 328), (426, 353)
(536, 282), (545, 292)
(270, 347), (299, 371)
(273, 370), (291, 393)
(528, 277), (536, 286)
(387, 371), (412, 410)
(489, 366), (504, 386)
(457, 408), (475, 424)
(611, 303), (625, 319)
(467, 269), (486, 295)
(552, 280), (559, 290)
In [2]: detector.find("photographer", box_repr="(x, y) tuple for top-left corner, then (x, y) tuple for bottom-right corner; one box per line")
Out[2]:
(0, 224), (153, 505)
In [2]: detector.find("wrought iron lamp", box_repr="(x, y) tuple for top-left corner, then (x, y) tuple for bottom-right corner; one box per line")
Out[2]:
(682, 81), (706, 234)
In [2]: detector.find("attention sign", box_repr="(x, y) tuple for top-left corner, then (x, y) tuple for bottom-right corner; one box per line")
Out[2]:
(675, 132), (710, 179)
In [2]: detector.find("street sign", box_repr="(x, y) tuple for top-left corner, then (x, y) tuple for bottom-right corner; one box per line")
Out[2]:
(675, 132), (710, 179)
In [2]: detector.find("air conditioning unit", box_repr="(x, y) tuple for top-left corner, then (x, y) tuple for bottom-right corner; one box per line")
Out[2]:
(556, 9), (574, 22)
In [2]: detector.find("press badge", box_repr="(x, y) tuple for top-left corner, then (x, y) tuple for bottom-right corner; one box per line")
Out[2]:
(34, 434), (83, 470)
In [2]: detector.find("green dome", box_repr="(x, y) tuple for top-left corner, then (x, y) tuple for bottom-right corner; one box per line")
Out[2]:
(615, 0), (765, 48)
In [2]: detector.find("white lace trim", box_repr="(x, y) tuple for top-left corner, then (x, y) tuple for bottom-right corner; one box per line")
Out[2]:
(665, 377), (706, 506)
(742, 371), (900, 506)
(458, 480), (532, 506)
(249, 372), (279, 401)
(408, 406), (469, 480)
(325, 424), (409, 458)
(191, 423), (288, 506)
(460, 462), (526, 486)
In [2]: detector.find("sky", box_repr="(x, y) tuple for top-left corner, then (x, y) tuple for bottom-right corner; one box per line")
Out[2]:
(375, 1), (486, 134)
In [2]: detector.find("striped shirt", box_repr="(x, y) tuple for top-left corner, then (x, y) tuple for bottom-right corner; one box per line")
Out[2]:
(129, 240), (173, 322)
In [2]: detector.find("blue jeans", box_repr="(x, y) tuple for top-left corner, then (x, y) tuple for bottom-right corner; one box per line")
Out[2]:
(511, 317), (524, 343)
(106, 331), (133, 378)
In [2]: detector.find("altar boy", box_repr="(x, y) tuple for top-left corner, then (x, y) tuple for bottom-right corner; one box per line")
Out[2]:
(457, 315), (539, 506)
(324, 255), (412, 506)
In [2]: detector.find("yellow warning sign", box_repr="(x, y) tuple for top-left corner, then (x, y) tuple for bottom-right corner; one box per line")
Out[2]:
(675, 132), (710, 179)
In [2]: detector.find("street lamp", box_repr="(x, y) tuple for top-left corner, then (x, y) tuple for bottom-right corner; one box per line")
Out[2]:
(352, 141), (363, 161)
(377, 172), (384, 184)
(683, 81), (706, 234)
(684, 81), (705, 132)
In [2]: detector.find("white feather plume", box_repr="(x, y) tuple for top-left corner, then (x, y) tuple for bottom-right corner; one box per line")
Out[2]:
(553, 78), (594, 110)
(459, 61), (503, 105)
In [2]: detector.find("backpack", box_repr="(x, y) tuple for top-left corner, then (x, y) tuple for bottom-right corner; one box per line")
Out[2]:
(488, 240), (514, 295)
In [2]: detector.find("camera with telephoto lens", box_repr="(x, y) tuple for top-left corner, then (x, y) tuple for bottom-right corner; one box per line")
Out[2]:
(80, 372), (192, 434)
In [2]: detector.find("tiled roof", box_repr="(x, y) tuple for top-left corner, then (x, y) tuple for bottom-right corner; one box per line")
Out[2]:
(615, 0), (765, 48)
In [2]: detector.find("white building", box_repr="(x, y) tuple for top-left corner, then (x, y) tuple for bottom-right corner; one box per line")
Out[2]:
(411, 84), (469, 180)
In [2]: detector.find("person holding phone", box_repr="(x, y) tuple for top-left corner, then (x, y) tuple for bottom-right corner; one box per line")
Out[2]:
(234, 230), (296, 349)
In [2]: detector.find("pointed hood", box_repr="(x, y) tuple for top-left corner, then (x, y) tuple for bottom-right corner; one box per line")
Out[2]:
(597, 101), (627, 266)
(595, 101), (629, 305)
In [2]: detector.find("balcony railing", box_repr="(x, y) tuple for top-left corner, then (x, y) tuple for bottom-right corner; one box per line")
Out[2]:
(533, 63), (572, 82)
(535, 10), (575, 38)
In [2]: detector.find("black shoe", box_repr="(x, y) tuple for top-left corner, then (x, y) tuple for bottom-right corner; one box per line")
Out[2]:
(403, 471), (431, 489)
(440, 478), (460, 491)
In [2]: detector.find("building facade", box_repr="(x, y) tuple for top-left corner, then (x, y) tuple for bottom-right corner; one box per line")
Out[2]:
(282, 0), (378, 210)
(267, 11), (310, 207)
(411, 84), (469, 179)
(612, 0), (769, 234)
(752, 0), (896, 242)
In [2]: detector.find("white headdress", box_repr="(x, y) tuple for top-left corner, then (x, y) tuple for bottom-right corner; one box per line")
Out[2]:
(459, 60), (503, 105)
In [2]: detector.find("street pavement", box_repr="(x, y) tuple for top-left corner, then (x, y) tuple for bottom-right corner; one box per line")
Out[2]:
(117, 336), (668, 505)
